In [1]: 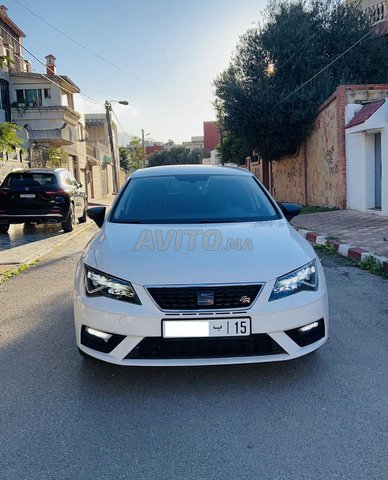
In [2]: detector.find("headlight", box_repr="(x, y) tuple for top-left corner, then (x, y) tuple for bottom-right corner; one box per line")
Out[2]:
(84, 265), (141, 304)
(269, 260), (318, 301)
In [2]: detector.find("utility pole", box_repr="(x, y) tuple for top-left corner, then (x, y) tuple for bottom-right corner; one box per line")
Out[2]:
(141, 129), (150, 168)
(104, 99), (129, 194)
(105, 101), (119, 194)
(141, 128), (145, 168)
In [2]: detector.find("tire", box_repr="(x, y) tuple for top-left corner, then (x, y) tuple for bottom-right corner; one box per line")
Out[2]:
(61, 205), (75, 233)
(24, 222), (35, 230)
(0, 224), (10, 234)
(78, 204), (87, 223)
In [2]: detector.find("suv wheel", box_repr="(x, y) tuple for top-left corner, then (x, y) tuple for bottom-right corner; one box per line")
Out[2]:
(62, 205), (75, 233)
(0, 224), (10, 234)
(78, 202), (87, 223)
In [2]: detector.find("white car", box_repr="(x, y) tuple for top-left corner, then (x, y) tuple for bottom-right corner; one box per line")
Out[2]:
(74, 165), (328, 366)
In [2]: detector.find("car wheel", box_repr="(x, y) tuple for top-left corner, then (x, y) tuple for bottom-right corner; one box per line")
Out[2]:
(24, 222), (35, 230)
(61, 205), (75, 233)
(78, 203), (87, 223)
(0, 224), (10, 234)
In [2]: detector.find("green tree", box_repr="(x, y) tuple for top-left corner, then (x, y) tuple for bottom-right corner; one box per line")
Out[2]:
(216, 131), (250, 165)
(148, 147), (210, 167)
(119, 146), (131, 173)
(127, 137), (145, 170)
(214, 0), (388, 161)
(0, 122), (23, 157)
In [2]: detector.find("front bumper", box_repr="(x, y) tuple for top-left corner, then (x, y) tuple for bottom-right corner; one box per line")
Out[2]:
(74, 278), (329, 366)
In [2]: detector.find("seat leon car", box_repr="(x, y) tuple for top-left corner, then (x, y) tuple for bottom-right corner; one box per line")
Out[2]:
(0, 168), (87, 233)
(74, 165), (328, 366)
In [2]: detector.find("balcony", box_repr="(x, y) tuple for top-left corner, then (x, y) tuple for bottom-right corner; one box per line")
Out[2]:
(11, 104), (82, 147)
(11, 104), (80, 122)
(24, 122), (74, 147)
(363, 0), (387, 26)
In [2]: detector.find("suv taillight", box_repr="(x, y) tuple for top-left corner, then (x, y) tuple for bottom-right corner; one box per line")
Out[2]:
(46, 189), (66, 196)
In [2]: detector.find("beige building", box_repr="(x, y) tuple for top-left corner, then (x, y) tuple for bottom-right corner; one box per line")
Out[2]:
(85, 113), (121, 199)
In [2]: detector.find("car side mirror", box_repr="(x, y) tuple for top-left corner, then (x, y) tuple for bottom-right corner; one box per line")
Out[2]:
(86, 206), (106, 228)
(279, 202), (302, 221)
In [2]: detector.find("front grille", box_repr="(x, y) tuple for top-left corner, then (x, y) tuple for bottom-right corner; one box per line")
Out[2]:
(147, 284), (262, 310)
(125, 334), (285, 359)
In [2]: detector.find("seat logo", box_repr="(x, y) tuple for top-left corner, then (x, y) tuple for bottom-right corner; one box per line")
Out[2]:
(197, 291), (214, 306)
(25, 187), (30, 191)
(240, 295), (251, 305)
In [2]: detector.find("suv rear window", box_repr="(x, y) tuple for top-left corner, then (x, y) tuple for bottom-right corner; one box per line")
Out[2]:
(3, 173), (58, 188)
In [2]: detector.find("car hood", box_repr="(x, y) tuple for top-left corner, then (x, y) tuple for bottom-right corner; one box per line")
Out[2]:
(88, 220), (313, 285)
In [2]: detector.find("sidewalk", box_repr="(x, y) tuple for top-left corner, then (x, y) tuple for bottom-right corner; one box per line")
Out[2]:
(0, 195), (115, 279)
(291, 209), (388, 271)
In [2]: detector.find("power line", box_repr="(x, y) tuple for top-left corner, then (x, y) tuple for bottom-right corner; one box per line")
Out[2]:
(275, 20), (384, 106)
(11, 0), (208, 109)
(111, 110), (133, 144)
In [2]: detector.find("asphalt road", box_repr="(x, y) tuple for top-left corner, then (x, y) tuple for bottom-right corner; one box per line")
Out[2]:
(0, 228), (387, 480)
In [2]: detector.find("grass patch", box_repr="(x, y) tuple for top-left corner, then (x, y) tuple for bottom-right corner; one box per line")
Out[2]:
(313, 243), (338, 255)
(354, 256), (388, 278)
(301, 206), (340, 215)
(0, 259), (39, 284)
(313, 244), (388, 278)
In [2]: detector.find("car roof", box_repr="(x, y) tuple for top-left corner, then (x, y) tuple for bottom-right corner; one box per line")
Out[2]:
(131, 164), (252, 178)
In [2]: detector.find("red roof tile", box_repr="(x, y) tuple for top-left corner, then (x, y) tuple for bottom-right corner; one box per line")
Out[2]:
(346, 99), (385, 129)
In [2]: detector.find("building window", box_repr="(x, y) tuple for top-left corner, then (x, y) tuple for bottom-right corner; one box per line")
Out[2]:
(15, 89), (43, 106)
(44, 88), (51, 99)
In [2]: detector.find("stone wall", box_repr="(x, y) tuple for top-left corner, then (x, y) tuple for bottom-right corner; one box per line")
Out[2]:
(0, 157), (29, 183)
(271, 94), (341, 207)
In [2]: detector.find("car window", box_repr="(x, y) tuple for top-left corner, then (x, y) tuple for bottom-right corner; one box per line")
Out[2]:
(4, 173), (58, 188)
(111, 174), (280, 224)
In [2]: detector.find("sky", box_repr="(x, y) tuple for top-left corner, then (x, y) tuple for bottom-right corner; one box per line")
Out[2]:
(7, 0), (266, 145)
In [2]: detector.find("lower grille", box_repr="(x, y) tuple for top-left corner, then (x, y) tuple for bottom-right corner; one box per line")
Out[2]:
(125, 334), (285, 359)
(147, 284), (262, 310)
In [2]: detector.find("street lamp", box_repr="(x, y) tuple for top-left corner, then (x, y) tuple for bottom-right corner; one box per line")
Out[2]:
(105, 99), (129, 193)
(141, 129), (150, 168)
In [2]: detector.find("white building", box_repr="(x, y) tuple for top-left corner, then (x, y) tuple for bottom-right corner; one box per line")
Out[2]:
(182, 135), (204, 152)
(9, 55), (87, 182)
(346, 99), (388, 215)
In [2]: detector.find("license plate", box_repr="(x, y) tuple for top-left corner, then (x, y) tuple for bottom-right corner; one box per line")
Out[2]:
(162, 318), (251, 338)
(20, 194), (35, 198)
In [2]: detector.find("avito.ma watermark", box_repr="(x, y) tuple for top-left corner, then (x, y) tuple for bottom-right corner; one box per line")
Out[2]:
(134, 229), (253, 252)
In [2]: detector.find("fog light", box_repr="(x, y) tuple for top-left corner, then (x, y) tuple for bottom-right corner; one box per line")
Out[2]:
(299, 321), (319, 333)
(85, 327), (113, 343)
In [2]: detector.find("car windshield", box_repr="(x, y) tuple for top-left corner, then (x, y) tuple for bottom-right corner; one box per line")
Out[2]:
(111, 174), (280, 224)
(4, 173), (58, 188)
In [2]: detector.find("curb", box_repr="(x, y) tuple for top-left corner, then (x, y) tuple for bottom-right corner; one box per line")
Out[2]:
(0, 221), (93, 282)
(296, 228), (388, 272)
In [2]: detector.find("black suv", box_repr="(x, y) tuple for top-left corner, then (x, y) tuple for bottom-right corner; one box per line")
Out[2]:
(0, 168), (88, 233)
